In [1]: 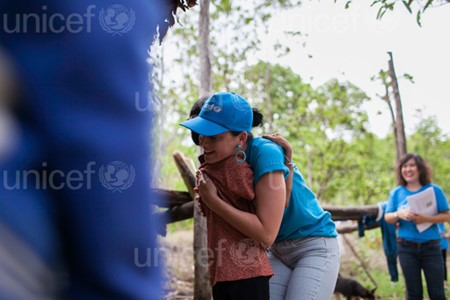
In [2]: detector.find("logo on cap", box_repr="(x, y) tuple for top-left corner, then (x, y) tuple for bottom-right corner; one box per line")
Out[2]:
(205, 98), (223, 113)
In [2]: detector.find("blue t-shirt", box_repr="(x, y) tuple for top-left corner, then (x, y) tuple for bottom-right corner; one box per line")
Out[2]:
(245, 137), (337, 243)
(386, 184), (449, 243)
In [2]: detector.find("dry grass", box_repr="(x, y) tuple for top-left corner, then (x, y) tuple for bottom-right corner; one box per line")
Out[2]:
(160, 229), (195, 299)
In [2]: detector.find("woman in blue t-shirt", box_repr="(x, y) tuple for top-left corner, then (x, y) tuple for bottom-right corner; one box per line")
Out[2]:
(385, 153), (450, 300)
(182, 92), (340, 300)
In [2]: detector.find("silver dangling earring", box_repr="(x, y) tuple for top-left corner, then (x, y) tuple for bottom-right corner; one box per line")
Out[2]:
(235, 144), (246, 164)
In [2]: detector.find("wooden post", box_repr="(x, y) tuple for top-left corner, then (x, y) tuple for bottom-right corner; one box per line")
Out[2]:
(172, 152), (196, 197)
(172, 151), (211, 299)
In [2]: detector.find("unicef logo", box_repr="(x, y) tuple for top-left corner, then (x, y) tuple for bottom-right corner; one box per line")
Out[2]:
(229, 238), (262, 270)
(99, 4), (135, 36)
(99, 161), (135, 192)
(205, 103), (222, 113)
(204, 97), (222, 113)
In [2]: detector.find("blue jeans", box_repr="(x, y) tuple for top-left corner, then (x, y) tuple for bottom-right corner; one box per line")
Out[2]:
(398, 239), (446, 300)
(268, 237), (340, 300)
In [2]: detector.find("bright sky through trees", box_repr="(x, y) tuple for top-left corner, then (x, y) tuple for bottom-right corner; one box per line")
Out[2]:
(259, 1), (450, 137)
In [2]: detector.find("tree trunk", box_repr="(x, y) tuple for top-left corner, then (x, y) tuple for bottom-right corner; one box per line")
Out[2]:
(195, 0), (213, 298)
(199, 0), (212, 98)
(388, 52), (407, 161)
(264, 64), (273, 132)
(380, 73), (400, 163)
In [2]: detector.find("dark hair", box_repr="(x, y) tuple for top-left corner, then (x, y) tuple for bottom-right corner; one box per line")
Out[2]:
(396, 153), (432, 186)
(251, 107), (264, 128)
(188, 96), (264, 145)
(188, 96), (210, 145)
(188, 95), (210, 120)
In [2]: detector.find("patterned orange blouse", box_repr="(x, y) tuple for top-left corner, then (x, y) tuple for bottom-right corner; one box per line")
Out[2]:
(198, 155), (273, 287)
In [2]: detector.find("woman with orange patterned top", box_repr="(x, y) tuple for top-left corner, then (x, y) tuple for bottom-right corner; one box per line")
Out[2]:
(183, 92), (273, 299)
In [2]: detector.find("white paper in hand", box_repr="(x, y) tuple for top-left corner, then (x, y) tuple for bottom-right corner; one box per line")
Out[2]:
(406, 187), (437, 233)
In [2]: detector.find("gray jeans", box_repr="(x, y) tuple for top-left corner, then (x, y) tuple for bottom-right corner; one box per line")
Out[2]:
(269, 236), (340, 300)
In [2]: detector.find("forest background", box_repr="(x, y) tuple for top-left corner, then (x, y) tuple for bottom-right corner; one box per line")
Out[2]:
(151, 1), (450, 298)
(150, 0), (450, 205)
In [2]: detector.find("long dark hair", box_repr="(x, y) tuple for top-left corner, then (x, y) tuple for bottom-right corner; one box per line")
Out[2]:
(188, 95), (263, 145)
(396, 153), (432, 186)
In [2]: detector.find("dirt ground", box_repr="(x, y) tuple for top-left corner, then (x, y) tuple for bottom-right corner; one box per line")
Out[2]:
(159, 228), (373, 300)
(160, 229), (195, 300)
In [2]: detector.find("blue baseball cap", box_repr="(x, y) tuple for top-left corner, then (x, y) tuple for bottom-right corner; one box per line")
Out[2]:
(180, 92), (253, 136)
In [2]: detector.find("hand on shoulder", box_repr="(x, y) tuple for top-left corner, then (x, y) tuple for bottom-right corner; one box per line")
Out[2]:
(262, 133), (293, 162)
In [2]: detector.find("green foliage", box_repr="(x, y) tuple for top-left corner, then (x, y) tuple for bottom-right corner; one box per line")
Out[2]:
(155, 4), (450, 298)
(332, 134), (396, 205)
(339, 0), (450, 26)
(167, 218), (194, 233)
(150, 0), (307, 191)
(244, 61), (385, 202)
(152, 1), (450, 209)
(409, 113), (450, 193)
(153, 54), (450, 206)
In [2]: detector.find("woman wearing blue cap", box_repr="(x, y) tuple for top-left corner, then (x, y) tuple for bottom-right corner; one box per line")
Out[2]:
(184, 92), (273, 299)
(181, 92), (340, 300)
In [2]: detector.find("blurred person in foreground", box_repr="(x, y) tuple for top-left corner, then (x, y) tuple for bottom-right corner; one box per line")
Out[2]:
(385, 153), (450, 300)
(0, 1), (194, 299)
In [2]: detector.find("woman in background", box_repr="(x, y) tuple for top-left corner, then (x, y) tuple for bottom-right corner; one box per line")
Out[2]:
(385, 153), (450, 300)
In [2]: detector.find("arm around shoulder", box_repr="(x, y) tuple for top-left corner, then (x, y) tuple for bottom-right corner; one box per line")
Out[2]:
(199, 170), (286, 249)
(253, 171), (286, 247)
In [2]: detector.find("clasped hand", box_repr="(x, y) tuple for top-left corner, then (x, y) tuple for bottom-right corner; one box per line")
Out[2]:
(399, 208), (426, 223)
(194, 170), (218, 209)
